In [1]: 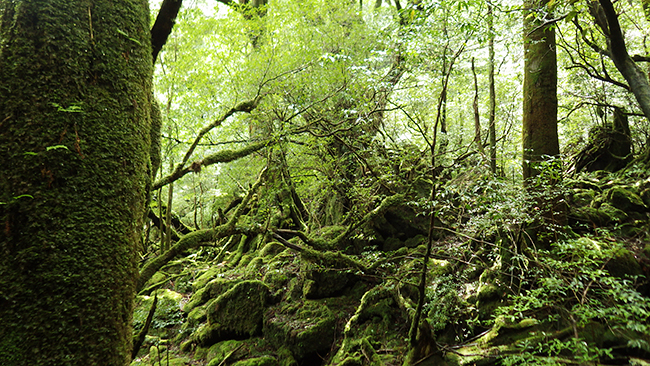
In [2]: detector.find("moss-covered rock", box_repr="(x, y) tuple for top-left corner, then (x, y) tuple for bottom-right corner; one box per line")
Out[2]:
(332, 286), (409, 365)
(193, 267), (225, 291)
(606, 186), (647, 213)
(192, 281), (270, 347)
(575, 203), (627, 225)
(571, 189), (595, 207)
(231, 356), (279, 366)
(606, 248), (643, 279)
(201, 339), (245, 365)
(303, 267), (354, 299)
(183, 278), (240, 314)
(264, 300), (336, 361)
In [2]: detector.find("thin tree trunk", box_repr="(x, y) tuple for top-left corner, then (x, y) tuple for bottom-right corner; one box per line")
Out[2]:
(488, 1), (497, 174)
(472, 58), (485, 155)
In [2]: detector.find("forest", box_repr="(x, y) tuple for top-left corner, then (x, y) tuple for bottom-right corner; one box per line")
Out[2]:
(1, 0), (650, 365)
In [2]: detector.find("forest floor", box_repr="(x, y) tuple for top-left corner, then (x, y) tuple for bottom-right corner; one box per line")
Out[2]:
(130, 165), (650, 366)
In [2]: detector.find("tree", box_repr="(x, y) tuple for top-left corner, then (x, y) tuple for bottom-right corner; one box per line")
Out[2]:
(522, 0), (560, 182)
(0, 1), (155, 364)
(488, 1), (498, 174)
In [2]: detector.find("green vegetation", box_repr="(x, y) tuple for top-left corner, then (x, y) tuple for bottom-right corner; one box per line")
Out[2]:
(3, 0), (650, 364)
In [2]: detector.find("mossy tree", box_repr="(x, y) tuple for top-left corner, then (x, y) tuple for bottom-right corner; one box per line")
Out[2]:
(0, 0), (155, 364)
(522, 0), (560, 182)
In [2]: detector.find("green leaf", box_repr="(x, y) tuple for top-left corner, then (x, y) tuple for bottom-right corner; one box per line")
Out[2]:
(46, 145), (69, 151)
(116, 28), (141, 45)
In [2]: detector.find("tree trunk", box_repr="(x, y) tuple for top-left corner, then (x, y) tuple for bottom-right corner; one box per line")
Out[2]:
(522, 0), (560, 182)
(597, 0), (650, 122)
(0, 1), (154, 364)
(488, 1), (497, 174)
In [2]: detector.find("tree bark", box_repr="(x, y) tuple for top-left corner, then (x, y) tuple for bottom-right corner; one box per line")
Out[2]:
(0, 1), (154, 364)
(597, 0), (650, 121)
(522, 0), (560, 182)
(488, 1), (497, 174)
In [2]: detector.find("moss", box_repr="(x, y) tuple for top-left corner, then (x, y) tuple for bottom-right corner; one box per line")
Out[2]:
(194, 281), (270, 346)
(193, 267), (224, 291)
(187, 306), (208, 326)
(264, 300), (337, 361)
(263, 269), (290, 292)
(606, 186), (647, 212)
(184, 278), (239, 313)
(203, 339), (244, 364)
(231, 356), (279, 366)
(332, 337), (383, 366)
(133, 290), (184, 337)
(571, 189), (595, 207)
(260, 242), (285, 257)
(303, 267), (353, 299)
(332, 286), (408, 365)
(576, 203), (628, 225)
(275, 346), (298, 366)
(383, 237), (403, 251)
(247, 256), (265, 273)
(606, 248), (643, 279)
(0, 0), (154, 363)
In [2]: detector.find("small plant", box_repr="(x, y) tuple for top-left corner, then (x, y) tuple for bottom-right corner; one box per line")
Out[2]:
(496, 235), (650, 364)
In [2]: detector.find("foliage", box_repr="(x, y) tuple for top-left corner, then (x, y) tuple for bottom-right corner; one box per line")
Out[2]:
(497, 236), (650, 364)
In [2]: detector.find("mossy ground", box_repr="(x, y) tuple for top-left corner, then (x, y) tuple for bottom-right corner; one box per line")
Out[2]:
(131, 168), (650, 366)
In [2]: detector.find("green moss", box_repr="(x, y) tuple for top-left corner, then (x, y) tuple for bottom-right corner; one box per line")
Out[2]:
(231, 356), (279, 366)
(264, 300), (336, 361)
(247, 256), (265, 272)
(203, 339), (244, 364)
(606, 186), (647, 212)
(572, 189), (595, 207)
(260, 242), (285, 257)
(193, 267), (225, 291)
(133, 290), (184, 336)
(303, 267), (352, 299)
(184, 278), (239, 313)
(0, 0), (153, 362)
(606, 248), (643, 279)
(576, 202), (628, 225)
(275, 346), (298, 366)
(193, 281), (270, 346)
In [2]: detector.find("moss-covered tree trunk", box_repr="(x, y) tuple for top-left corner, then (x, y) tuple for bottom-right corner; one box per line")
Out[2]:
(522, 0), (559, 182)
(0, 1), (153, 365)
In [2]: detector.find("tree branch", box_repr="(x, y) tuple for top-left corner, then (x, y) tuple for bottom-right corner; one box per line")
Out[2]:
(598, 0), (650, 121)
(151, 0), (183, 64)
(151, 139), (272, 191)
(138, 168), (267, 291)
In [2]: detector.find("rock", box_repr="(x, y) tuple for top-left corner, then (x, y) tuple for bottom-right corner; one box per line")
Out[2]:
(202, 339), (244, 365)
(332, 286), (408, 365)
(303, 268), (352, 299)
(264, 300), (336, 362)
(194, 281), (270, 347)
(183, 278), (239, 314)
(571, 189), (595, 207)
(231, 356), (279, 366)
(606, 186), (647, 213)
(606, 248), (643, 280)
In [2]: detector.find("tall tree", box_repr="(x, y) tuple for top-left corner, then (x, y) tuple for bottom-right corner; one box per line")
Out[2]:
(488, 1), (498, 174)
(522, 0), (560, 181)
(0, 1), (154, 364)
